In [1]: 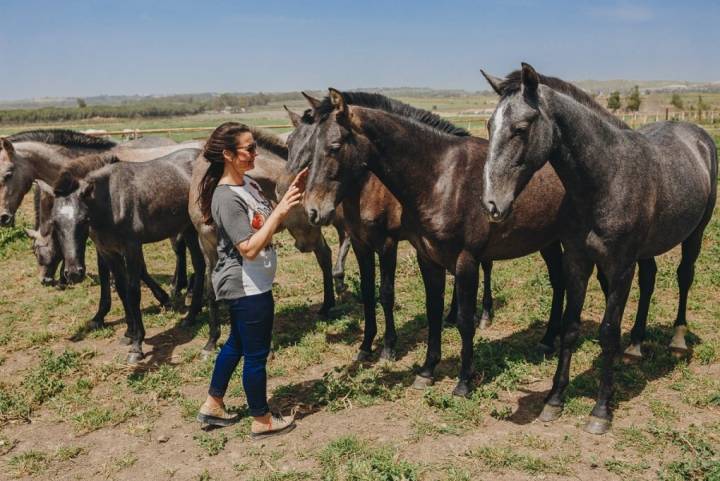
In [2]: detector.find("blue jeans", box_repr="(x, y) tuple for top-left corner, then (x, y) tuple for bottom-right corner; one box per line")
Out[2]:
(208, 290), (274, 417)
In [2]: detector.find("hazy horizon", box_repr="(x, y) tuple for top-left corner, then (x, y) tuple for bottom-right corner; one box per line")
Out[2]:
(2, 0), (718, 101)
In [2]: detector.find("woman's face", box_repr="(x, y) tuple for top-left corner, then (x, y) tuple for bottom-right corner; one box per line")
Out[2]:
(224, 131), (257, 174)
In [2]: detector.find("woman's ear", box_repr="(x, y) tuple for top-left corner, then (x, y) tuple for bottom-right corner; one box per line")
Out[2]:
(222, 149), (233, 163)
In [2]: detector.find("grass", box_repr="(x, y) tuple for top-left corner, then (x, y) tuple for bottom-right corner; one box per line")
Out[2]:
(194, 431), (228, 456)
(318, 435), (419, 481)
(0, 113), (718, 480)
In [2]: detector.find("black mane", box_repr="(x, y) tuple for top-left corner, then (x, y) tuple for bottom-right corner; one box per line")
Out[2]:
(248, 126), (288, 160)
(499, 71), (629, 130)
(314, 91), (471, 137)
(7, 129), (117, 150)
(54, 153), (120, 196)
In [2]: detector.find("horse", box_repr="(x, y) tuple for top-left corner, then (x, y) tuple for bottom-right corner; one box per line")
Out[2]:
(481, 63), (717, 434)
(187, 127), (351, 357)
(292, 89), (570, 397)
(50, 148), (206, 363)
(285, 99), (496, 362)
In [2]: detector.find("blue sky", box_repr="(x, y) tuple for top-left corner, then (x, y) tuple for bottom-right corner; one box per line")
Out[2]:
(1, 0), (718, 100)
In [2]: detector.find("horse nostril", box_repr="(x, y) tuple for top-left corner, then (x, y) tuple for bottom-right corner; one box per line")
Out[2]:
(0, 213), (12, 225)
(487, 201), (500, 219)
(78, 266), (85, 277)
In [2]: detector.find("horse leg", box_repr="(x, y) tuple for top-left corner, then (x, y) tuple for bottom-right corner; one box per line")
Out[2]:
(443, 279), (458, 327)
(585, 260), (635, 435)
(478, 260), (494, 329)
(170, 235), (188, 305)
(333, 226), (352, 294)
(313, 234), (335, 317)
(123, 245), (145, 363)
(538, 241), (565, 354)
(198, 229), (219, 358)
(138, 248), (171, 309)
(670, 230), (705, 356)
(378, 238), (398, 361)
(105, 253), (132, 345)
(412, 252), (445, 389)
(88, 255), (111, 330)
(42, 251), (63, 286)
(453, 251), (480, 397)
(353, 239), (377, 361)
(180, 228), (206, 329)
(623, 258), (657, 362)
(539, 248), (593, 423)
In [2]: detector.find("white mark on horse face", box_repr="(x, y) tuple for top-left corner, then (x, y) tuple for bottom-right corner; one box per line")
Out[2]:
(58, 204), (76, 221)
(486, 101), (508, 194)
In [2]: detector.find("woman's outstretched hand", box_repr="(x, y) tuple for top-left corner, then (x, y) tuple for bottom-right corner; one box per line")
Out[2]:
(276, 168), (308, 217)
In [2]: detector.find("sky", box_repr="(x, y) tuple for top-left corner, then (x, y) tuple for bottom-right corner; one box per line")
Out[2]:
(1, 0), (718, 100)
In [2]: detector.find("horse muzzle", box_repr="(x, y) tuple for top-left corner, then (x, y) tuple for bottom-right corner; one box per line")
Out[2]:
(0, 212), (15, 227)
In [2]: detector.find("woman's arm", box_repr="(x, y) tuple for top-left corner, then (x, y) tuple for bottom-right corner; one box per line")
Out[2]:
(235, 169), (307, 260)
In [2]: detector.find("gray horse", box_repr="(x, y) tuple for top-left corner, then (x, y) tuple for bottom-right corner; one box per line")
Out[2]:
(481, 63), (717, 434)
(51, 148), (206, 362)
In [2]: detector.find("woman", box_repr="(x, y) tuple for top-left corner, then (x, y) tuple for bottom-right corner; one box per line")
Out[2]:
(196, 122), (307, 439)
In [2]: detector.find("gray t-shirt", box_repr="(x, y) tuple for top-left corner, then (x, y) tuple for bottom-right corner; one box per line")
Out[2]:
(210, 178), (277, 300)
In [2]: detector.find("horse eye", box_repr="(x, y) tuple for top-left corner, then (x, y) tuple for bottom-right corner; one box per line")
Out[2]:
(3, 172), (11, 180)
(329, 143), (342, 153)
(512, 123), (529, 136)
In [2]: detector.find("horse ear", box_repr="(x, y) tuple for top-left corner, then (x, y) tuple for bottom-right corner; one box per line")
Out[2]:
(79, 180), (94, 199)
(301, 92), (321, 111)
(35, 179), (55, 197)
(0, 138), (15, 157)
(284, 105), (302, 128)
(480, 70), (504, 96)
(521, 62), (539, 96)
(24, 228), (39, 239)
(328, 88), (348, 120)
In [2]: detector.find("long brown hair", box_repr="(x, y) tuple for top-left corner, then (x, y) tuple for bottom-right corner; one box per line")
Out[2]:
(198, 122), (251, 225)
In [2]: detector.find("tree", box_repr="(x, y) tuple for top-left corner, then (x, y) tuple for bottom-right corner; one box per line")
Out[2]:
(697, 95), (709, 112)
(670, 93), (684, 110)
(607, 91), (621, 111)
(625, 86), (641, 112)
(76, 98), (87, 109)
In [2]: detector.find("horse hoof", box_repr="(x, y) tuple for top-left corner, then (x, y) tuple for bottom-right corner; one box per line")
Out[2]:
(334, 283), (347, 295)
(200, 349), (214, 361)
(584, 416), (611, 435)
(538, 403), (563, 422)
(670, 347), (688, 359)
(443, 315), (457, 327)
(119, 336), (132, 346)
(127, 352), (144, 364)
(452, 380), (472, 398)
(379, 347), (396, 362)
(478, 315), (491, 330)
(412, 375), (434, 390)
(355, 350), (372, 362)
(87, 320), (105, 331)
(41, 277), (55, 287)
(537, 342), (555, 357)
(318, 306), (332, 319)
(179, 317), (194, 329)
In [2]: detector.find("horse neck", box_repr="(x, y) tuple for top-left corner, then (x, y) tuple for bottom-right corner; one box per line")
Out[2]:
(17, 142), (69, 182)
(544, 88), (630, 204)
(355, 108), (461, 211)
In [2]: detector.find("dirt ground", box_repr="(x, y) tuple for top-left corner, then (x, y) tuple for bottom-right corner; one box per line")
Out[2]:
(1, 183), (720, 481)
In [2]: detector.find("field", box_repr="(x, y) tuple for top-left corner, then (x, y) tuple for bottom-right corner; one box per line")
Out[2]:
(1, 100), (720, 480)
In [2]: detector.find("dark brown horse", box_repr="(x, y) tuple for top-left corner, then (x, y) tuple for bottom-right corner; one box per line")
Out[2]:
(292, 90), (568, 396)
(285, 100), (495, 362)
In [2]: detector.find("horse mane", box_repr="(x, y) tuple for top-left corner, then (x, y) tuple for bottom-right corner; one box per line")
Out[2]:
(248, 126), (288, 159)
(6, 129), (117, 150)
(313, 91), (471, 137)
(499, 71), (630, 130)
(54, 152), (120, 196)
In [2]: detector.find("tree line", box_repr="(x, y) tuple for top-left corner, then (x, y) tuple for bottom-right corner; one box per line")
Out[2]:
(0, 92), (305, 125)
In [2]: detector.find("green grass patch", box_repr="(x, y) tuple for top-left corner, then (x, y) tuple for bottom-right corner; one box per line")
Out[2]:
(467, 445), (577, 476)
(309, 365), (405, 411)
(194, 431), (228, 456)
(318, 435), (419, 481)
(127, 364), (182, 400)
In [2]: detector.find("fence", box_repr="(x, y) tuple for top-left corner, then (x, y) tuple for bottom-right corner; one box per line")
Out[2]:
(68, 110), (720, 139)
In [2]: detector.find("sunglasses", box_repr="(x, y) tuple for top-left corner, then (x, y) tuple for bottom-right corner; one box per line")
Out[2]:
(237, 141), (258, 155)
